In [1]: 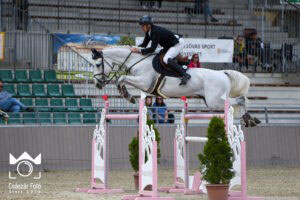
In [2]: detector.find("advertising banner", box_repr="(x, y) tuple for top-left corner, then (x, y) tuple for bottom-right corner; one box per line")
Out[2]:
(53, 33), (120, 79)
(136, 37), (234, 63)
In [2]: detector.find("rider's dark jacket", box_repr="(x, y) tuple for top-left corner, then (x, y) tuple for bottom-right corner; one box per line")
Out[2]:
(139, 25), (180, 55)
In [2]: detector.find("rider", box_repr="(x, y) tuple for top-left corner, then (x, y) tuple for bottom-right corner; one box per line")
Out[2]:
(130, 15), (191, 85)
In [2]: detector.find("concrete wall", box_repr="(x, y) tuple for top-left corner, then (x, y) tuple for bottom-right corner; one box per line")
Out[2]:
(0, 125), (299, 172)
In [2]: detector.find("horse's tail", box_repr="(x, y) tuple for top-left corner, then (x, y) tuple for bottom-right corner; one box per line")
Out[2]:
(223, 70), (250, 98)
(223, 70), (250, 117)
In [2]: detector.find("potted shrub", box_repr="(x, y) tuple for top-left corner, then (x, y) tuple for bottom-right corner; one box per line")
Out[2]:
(128, 119), (161, 190)
(198, 117), (235, 200)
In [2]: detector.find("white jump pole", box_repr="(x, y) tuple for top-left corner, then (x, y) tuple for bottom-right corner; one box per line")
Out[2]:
(185, 137), (208, 143)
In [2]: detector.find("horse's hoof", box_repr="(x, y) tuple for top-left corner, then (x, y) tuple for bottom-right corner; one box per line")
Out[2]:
(242, 112), (258, 128)
(130, 97), (136, 104)
(242, 113), (251, 127)
(122, 86), (129, 98)
(244, 120), (249, 128)
(249, 119), (257, 127)
(240, 118), (246, 127)
(253, 117), (261, 124)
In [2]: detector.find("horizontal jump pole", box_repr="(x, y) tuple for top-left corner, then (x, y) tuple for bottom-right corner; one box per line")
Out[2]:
(184, 114), (225, 120)
(106, 114), (139, 120)
(185, 136), (208, 143)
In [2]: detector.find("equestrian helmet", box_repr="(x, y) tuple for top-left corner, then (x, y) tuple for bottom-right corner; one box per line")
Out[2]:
(139, 15), (153, 25)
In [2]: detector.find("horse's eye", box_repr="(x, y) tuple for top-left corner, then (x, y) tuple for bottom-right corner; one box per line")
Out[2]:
(96, 64), (101, 68)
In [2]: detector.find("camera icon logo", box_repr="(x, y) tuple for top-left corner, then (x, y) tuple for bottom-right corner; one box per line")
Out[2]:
(9, 152), (41, 179)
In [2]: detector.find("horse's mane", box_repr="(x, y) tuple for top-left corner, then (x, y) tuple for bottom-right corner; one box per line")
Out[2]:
(103, 45), (139, 49)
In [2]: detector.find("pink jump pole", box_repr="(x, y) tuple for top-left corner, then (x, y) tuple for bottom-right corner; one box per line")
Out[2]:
(228, 141), (264, 200)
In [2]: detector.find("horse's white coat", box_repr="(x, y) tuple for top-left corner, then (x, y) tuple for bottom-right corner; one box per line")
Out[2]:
(93, 46), (250, 116)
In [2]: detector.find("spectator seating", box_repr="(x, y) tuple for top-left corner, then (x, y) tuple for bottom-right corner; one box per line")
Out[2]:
(35, 98), (50, 112)
(23, 113), (37, 124)
(53, 113), (67, 124)
(50, 99), (65, 112)
(2, 83), (78, 98)
(47, 84), (61, 97)
(44, 70), (61, 83)
(0, 70), (14, 82)
(3, 84), (16, 96)
(20, 98), (33, 108)
(0, 69), (98, 125)
(68, 113), (81, 124)
(62, 85), (76, 97)
(80, 98), (96, 112)
(32, 84), (46, 97)
(17, 85), (31, 97)
(65, 99), (80, 112)
(38, 112), (52, 124)
(15, 70), (29, 82)
(8, 113), (22, 124)
(83, 113), (97, 124)
(29, 70), (44, 82)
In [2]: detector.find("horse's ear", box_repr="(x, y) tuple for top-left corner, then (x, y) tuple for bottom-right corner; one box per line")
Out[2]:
(91, 48), (102, 60)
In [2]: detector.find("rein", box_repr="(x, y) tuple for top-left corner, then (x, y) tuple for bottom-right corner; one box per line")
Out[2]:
(126, 53), (154, 74)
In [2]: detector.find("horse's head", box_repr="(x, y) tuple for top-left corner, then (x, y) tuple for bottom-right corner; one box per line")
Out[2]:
(92, 48), (107, 89)
(92, 47), (132, 90)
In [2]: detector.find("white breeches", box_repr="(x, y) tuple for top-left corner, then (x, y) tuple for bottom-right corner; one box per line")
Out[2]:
(163, 38), (185, 64)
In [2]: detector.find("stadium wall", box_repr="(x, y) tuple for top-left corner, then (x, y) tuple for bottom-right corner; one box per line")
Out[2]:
(0, 125), (299, 172)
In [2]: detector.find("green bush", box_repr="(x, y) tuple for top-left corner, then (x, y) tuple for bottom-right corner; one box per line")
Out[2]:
(128, 119), (161, 172)
(198, 117), (235, 184)
(117, 36), (135, 46)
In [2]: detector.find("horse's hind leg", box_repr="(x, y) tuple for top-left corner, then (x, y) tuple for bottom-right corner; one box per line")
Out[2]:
(229, 96), (261, 127)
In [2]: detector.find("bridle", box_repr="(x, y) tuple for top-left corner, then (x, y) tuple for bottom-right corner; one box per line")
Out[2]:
(93, 50), (132, 86)
(92, 49), (153, 86)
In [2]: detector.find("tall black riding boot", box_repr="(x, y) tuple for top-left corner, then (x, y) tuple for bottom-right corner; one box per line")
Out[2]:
(167, 58), (191, 85)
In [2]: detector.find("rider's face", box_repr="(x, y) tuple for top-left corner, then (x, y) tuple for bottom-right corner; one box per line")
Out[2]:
(141, 25), (150, 33)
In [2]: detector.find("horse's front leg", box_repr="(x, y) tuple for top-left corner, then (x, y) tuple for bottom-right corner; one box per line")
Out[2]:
(117, 76), (135, 104)
(117, 75), (150, 104)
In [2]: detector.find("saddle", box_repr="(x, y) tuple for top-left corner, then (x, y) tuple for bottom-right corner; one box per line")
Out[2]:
(152, 52), (189, 78)
(148, 52), (189, 98)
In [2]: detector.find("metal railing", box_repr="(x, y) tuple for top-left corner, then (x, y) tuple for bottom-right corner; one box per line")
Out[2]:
(1, 104), (300, 126)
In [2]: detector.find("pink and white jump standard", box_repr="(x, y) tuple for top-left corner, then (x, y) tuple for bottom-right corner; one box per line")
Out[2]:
(75, 97), (127, 194)
(76, 94), (174, 200)
(122, 94), (174, 200)
(159, 98), (263, 200)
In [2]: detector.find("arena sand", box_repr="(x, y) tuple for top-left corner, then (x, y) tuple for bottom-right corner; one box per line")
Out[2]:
(0, 167), (299, 200)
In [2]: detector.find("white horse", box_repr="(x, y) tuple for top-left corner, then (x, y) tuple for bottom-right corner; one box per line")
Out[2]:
(92, 46), (260, 127)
